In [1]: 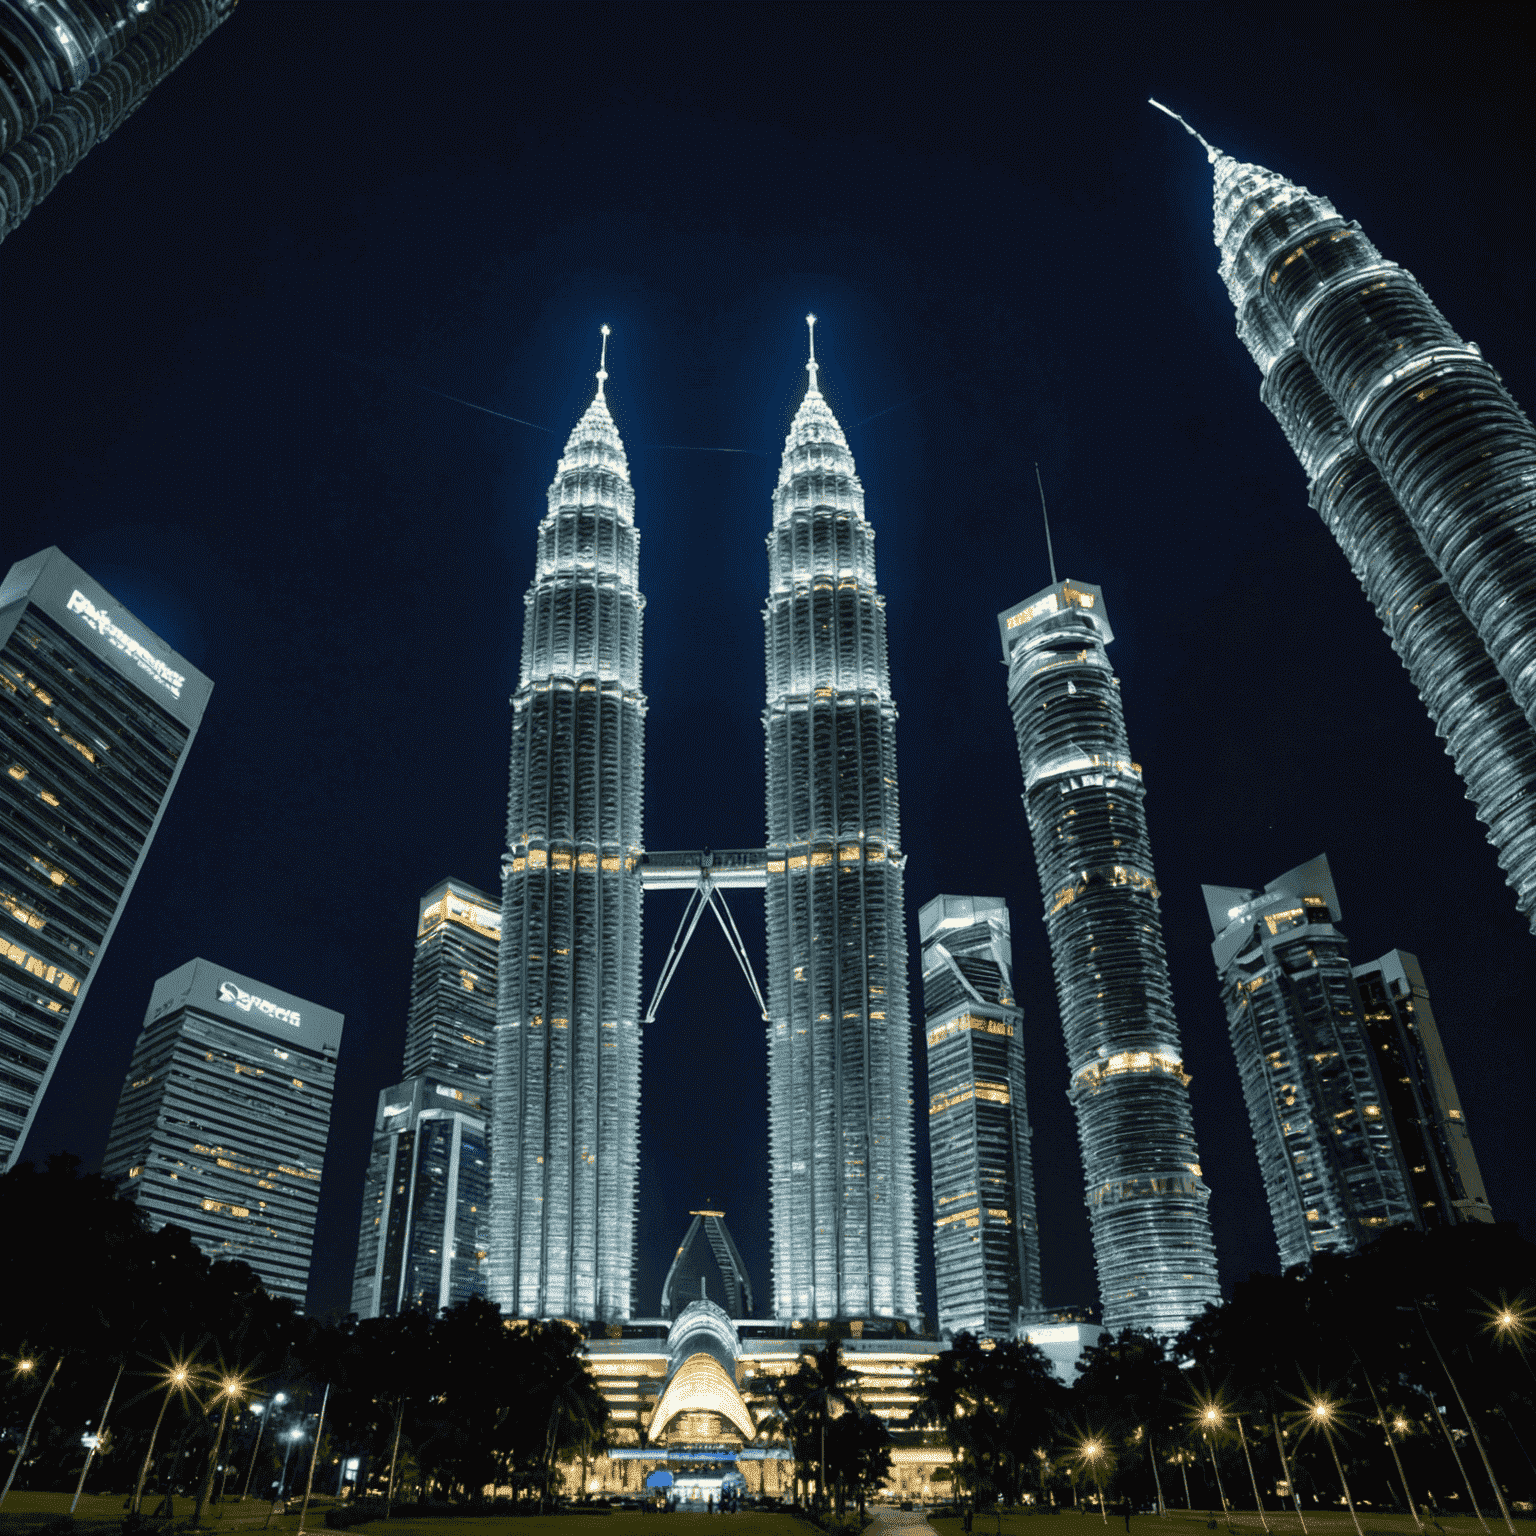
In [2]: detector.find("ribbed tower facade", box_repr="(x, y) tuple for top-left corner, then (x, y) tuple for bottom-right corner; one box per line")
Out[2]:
(1157, 105), (1536, 928)
(764, 318), (918, 1323)
(919, 894), (1040, 1341)
(0, 0), (236, 245)
(1203, 856), (1417, 1272)
(999, 579), (1220, 1337)
(489, 333), (644, 1323)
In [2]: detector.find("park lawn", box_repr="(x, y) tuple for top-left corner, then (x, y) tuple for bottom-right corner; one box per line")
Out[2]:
(377, 1514), (827, 1536)
(928, 1513), (1514, 1536)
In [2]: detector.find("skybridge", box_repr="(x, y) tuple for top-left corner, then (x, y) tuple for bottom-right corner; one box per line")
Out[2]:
(639, 849), (768, 1024)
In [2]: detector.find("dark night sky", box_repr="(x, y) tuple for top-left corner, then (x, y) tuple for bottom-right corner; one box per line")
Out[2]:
(4, 1), (1532, 1323)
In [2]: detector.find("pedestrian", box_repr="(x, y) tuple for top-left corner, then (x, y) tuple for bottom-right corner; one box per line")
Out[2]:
(1122, 1497), (1132, 1532)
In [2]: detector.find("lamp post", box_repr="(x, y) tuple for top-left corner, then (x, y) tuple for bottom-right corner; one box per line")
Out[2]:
(1198, 1406), (1232, 1532)
(193, 1375), (246, 1527)
(70, 1361), (126, 1514)
(1270, 1414), (1307, 1535)
(266, 1428), (305, 1530)
(1, 1357), (60, 1510)
(1351, 1359), (1421, 1532)
(296, 1382), (332, 1536)
(1308, 1399), (1362, 1536)
(1483, 1297), (1536, 1392)
(242, 1392), (287, 1500)
(132, 1363), (195, 1514)
(1081, 1440), (1108, 1525)
(1234, 1417), (1268, 1534)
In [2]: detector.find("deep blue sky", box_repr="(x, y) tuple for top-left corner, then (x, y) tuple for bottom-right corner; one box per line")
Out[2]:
(4, 1), (1531, 1322)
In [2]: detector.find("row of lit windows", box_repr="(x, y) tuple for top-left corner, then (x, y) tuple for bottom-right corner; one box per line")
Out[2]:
(930, 1081), (1010, 1116)
(0, 937), (81, 996)
(927, 1013), (1014, 1047)
(507, 850), (633, 874)
(1072, 1049), (1189, 1093)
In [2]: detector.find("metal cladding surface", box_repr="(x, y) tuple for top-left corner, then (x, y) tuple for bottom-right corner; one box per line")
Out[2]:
(999, 581), (1220, 1338)
(763, 325), (918, 1323)
(1351, 948), (1494, 1229)
(1203, 144), (1536, 928)
(919, 894), (1040, 1341)
(0, 0), (236, 243)
(490, 353), (644, 1322)
(1203, 858), (1418, 1273)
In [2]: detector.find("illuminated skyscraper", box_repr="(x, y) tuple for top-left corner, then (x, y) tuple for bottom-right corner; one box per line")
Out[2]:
(918, 894), (1040, 1340)
(488, 331), (644, 1323)
(1, 547), (211, 1170)
(1154, 103), (1536, 927)
(0, 0), (236, 245)
(1203, 856), (1418, 1271)
(764, 318), (918, 1324)
(1353, 948), (1493, 1229)
(351, 1071), (489, 1318)
(403, 877), (499, 1090)
(104, 959), (343, 1307)
(999, 578), (1219, 1338)
(349, 876), (498, 1318)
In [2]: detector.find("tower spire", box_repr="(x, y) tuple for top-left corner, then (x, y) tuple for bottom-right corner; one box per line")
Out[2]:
(1147, 97), (1221, 164)
(596, 323), (610, 398)
(805, 313), (820, 395)
(1035, 462), (1059, 587)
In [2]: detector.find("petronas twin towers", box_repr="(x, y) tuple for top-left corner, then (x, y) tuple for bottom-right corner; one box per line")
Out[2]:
(487, 321), (918, 1324)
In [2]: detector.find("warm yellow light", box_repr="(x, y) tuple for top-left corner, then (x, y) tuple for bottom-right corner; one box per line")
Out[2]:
(171, 1369), (189, 1386)
(1393, 1418), (1409, 1433)
(18, 1359), (34, 1373)
(1311, 1401), (1330, 1421)
(1202, 1407), (1221, 1426)
(1082, 1441), (1101, 1459)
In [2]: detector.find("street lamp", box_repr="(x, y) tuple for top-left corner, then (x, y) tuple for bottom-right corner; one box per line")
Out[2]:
(1306, 1399), (1362, 1536)
(1196, 1405), (1233, 1532)
(1080, 1439), (1108, 1525)
(132, 1361), (198, 1514)
(242, 1392), (287, 1501)
(1232, 1415), (1269, 1534)
(265, 1428), (306, 1530)
(193, 1373), (247, 1527)
(0, 1356), (61, 1510)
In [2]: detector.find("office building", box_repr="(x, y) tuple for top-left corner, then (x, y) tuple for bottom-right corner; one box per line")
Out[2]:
(999, 578), (1219, 1338)
(918, 894), (1040, 1340)
(1, 547), (212, 1169)
(1155, 105), (1536, 926)
(0, 0), (236, 245)
(1353, 948), (1493, 1228)
(103, 958), (343, 1306)
(1203, 856), (1418, 1271)
(403, 877), (498, 1089)
(488, 332), (645, 1322)
(764, 318), (919, 1324)
(351, 1071), (489, 1318)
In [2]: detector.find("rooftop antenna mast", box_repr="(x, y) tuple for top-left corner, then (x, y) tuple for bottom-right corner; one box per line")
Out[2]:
(596, 323), (610, 397)
(805, 313), (820, 394)
(1147, 98), (1221, 163)
(1035, 462), (1059, 587)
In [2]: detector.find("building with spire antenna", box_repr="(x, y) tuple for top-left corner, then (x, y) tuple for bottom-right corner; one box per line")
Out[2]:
(1152, 101), (1536, 929)
(998, 556), (1220, 1338)
(763, 316), (919, 1325)
(487, 327), (645, 1322)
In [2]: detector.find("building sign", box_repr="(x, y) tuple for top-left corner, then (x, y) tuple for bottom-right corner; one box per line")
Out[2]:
(218, 980), (302, 1028)
(67, 589), (186, 700)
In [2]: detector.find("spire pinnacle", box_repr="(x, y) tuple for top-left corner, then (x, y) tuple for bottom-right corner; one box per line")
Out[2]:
(1148, 97), (1222, 164)
(1035, 463), (1059, 587)
(596, 323), (610, 397)
(805, 313), (820, 395)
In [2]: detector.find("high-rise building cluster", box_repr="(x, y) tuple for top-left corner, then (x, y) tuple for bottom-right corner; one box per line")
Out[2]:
(3, 71), (1524, 1495)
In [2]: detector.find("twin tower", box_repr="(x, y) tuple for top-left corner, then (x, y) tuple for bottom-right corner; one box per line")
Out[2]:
(486, 321), (918, 1325)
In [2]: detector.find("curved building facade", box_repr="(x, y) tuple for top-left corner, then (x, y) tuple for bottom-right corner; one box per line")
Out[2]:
(0, 0), (236, 244)
(1158, 107), (1536, 927)
(999, 579), (1220, 1337)
(763, 320), (918, 1324)
(489, 337), (645, 1322)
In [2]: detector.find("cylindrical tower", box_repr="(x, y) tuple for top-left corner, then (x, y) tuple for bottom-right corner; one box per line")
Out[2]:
(0, 0), (236, 244)
(764, 317), (918, 1323)
(490, 332), (645, 1322)
(999, 580), (1221, 1338)
(1170, 117), (1536, 927)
